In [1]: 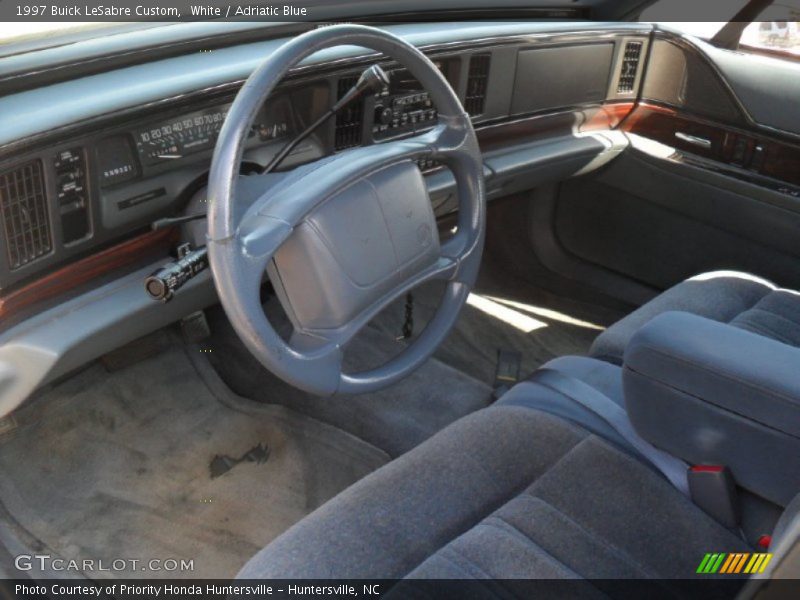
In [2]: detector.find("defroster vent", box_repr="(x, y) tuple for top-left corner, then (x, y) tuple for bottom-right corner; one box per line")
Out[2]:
(334, 75), (364, 150)
(0, 160), (52, 270)
(617, 41), (643, 93)
(465, 54), (491, 117)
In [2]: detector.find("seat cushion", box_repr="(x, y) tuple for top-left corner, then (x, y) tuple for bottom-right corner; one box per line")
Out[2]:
(590, 271), (780, 363)
(405, 435), (742, 581)
(237, 404), (748, 582)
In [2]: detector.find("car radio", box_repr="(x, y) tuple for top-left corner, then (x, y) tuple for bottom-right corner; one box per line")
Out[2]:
(371, 90), (437, 139)
(370, 60), (456, 141)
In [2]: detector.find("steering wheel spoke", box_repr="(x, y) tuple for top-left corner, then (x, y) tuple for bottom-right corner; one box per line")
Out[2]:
(427, 116), (473, 158)
(422, 253), (460, 282)
(238, 215), (291, 261)
(288, 330), (344, 384)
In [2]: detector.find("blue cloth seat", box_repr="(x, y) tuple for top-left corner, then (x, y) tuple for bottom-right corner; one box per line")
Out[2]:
(590, 270), (800, 364)
(236, 357), (774, 585)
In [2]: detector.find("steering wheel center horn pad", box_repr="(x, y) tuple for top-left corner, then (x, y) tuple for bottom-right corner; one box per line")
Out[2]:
(269, 160), (439, 330)
(206, 24), (485, 396)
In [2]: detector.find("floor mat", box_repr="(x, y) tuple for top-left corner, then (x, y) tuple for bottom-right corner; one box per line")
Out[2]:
(372, 277), (614, 386)
(0, 343), (389, 579)
(207, 308), (493, 458)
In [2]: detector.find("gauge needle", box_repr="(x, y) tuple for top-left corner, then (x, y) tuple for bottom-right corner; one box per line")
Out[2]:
(156, 154), (183, 160)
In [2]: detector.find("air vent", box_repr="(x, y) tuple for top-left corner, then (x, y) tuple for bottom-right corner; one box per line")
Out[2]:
(617, 41), (643, 93)
(0, 160), (52, 270)
(334, 75), (363, 150)
(465, 54), (491, 117)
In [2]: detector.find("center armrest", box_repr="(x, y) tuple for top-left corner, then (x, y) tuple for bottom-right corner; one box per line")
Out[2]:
(623, 311), (800, 506)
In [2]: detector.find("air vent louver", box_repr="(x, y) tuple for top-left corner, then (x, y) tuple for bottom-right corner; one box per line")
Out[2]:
(334, 75), (364, 150)
(465, 54), (491, 117)
(617, 41), (643, 93)
(0, 160), (52, 270)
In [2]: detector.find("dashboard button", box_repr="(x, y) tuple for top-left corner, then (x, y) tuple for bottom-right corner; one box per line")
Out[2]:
(375, 106), (394, 125)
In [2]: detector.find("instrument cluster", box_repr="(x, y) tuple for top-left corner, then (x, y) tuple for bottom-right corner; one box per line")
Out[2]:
(133, 97), (295, 168)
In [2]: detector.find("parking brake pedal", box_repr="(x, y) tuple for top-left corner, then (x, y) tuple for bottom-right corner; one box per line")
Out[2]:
(492, 349), (522, 401)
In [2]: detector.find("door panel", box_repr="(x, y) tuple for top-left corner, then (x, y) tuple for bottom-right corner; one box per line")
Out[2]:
(545, 30), (800, 298)
(555, 152), (800, 290)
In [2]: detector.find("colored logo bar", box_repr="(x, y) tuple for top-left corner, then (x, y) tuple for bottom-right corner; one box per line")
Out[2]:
(697, 553), (773, 574)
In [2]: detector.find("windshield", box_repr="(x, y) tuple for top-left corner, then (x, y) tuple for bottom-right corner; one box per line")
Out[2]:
(0, 22), (126, 46)
(639, 0), (750, 39)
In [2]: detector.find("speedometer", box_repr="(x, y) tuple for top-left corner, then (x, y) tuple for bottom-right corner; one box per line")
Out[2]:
(134, 106), (230, 166)
(133, 98), (296, 168)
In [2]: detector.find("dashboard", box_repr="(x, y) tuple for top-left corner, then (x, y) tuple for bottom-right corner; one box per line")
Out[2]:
(11, 19), (798, 328)
(0, 26), (652, 301)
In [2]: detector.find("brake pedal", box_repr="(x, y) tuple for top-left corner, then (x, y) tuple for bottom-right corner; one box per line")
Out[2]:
(181, 310), (211, 344)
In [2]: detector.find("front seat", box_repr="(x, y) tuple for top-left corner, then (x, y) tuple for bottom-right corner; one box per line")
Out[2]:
(590, 270), (800, 364)
(237, 358), (768, 585)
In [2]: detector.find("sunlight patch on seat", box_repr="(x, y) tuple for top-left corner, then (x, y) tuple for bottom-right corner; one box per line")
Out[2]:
(483, 296), (605, 331)
(466, 294), (548, 333)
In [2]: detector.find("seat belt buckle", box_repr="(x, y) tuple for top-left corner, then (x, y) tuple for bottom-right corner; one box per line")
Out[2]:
(492, 349), (522, 400)
(688, 465), (740, 528)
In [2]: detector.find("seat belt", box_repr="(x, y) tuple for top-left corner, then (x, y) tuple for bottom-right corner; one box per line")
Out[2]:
(529, 369), (690, 496)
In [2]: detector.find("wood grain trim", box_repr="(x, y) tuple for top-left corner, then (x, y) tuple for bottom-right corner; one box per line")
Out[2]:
(476, 102), (635, 151)
(580, 102), (636, 132)
(621, 102), (800, 187)
(0, 227), (178, 322)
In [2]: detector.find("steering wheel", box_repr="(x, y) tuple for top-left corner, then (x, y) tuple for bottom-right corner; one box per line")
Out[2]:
(206, 24), (485, 396)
